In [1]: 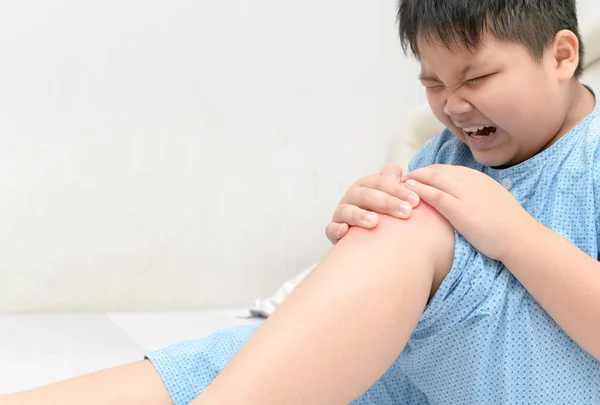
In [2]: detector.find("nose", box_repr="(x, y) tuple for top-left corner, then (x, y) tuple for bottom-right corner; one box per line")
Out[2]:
(443, 92), (473, 117)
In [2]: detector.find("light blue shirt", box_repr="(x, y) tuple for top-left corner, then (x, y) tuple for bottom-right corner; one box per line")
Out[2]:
(146, 93), (600, 404)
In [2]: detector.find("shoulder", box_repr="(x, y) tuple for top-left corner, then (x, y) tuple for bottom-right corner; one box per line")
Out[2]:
(589, 116), (600, 183)
(577, 88), (600, 168)
(577, 106), (600, 172)
(573, 111), (600, 208)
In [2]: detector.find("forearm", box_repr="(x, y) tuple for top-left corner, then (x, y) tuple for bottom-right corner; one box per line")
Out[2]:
(503, 219), (600, 360)
(193, 207), (453, 405)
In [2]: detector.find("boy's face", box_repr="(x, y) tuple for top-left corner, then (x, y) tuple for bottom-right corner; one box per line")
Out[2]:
(418, 32), (566, 168)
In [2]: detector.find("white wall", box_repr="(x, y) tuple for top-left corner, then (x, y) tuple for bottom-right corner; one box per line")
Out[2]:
(0, 1), (421, 313)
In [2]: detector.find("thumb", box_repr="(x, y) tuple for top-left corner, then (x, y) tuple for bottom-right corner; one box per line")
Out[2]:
(404, 179), (459, 220)
(380, 162), (403, 182)
(326, 222), (349, 245)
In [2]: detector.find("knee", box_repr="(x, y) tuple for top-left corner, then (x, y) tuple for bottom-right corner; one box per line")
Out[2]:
(347, 203), (455, 294)
(385, 201), (447, 229)
(358, 202), (453, 243)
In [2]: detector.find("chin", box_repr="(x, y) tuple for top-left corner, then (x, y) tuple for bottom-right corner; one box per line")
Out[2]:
(471, 150), (513, 169)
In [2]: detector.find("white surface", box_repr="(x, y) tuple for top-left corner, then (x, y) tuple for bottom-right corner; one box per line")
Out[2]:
(0, 310), (261, 395)
(0, 0), (421, 313)
(3, 1), (599, 315)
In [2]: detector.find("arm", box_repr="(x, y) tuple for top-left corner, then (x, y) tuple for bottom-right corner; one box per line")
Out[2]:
(193, 205), (454, 405)
(502, 219), (600, 360)
(402, 164), (600, 362)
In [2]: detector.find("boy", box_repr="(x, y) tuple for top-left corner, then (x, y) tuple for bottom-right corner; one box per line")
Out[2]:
(327, 0), (600, 401)
(3, 0), (599, 404)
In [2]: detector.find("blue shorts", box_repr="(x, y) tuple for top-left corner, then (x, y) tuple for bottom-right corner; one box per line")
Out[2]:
(146, 323), (428, 405)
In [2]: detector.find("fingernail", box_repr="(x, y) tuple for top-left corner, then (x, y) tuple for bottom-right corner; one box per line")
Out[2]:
(406, 179), (418, 188)
(398, 203), (411, 216)
(362, 212), (378, 225)
(407, 193), (420, 206)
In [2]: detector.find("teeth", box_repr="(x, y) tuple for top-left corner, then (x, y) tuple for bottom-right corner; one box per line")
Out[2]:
(462, 125), (491, 133)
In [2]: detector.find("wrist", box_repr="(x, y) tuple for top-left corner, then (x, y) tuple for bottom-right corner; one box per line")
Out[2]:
(498, 214), (544, 266)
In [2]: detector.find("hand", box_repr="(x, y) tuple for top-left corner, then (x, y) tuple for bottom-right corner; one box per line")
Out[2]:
(402, 164), (535, 261)
(326, 163), (421, 245)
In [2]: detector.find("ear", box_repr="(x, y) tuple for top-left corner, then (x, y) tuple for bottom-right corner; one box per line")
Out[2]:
(551, 29), (580, 83)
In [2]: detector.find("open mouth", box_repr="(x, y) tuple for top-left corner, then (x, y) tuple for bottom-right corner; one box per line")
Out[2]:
(462, 125), (498, 139)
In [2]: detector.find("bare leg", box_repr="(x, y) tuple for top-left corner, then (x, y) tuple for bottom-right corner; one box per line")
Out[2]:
(193, 205), (455, 405)
(0, 204), (454, 405)
(2, 360), (172, 405)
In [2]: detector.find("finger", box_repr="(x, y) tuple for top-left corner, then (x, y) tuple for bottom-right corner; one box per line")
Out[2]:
(332, 204), (381, 228)
(380, 162), (403, 182)
(326, 222), (349, 244)
(336, 188), (413, 222)
(357, 174), (420, 207)
(405, 179), (460, 219)
(402, 165), (461, 198)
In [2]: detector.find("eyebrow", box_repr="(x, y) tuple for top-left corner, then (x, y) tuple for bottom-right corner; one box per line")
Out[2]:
(418, 73), (441, 82)
(419, 63), (483, 82)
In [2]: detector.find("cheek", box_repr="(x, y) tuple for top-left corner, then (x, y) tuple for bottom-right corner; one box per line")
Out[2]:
(483, 71), (553, 123)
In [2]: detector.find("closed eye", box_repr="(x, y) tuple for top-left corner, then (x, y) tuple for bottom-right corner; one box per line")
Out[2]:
(466, 73), (494, 85)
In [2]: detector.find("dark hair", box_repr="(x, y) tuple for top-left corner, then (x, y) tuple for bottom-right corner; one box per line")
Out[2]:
(397, 0), (585, 78)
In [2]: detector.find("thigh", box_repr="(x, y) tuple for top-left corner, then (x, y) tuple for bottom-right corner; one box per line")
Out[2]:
(153, 206), (456, 405)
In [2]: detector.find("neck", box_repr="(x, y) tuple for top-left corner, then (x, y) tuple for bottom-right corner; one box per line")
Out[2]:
(542, 80), (596, 152)
(562, 80), (596, 134)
